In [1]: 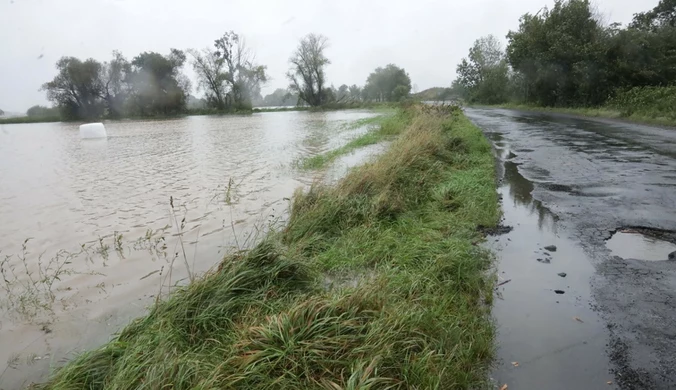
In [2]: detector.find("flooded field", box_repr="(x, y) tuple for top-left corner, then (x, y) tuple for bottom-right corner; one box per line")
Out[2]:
(0, 110), (379, 388)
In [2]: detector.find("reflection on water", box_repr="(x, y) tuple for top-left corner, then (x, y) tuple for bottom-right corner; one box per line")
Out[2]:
(468, 109), (616, 389)
(606, 231), (676, 261)
(0, 110), (377, 388)
(489, 131), (555, 232)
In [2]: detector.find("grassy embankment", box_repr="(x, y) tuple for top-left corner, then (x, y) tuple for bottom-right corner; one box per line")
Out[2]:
(36, 104), (500, 390)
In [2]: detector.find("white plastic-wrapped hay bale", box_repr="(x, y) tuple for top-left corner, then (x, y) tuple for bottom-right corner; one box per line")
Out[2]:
(79, 123), (107, 139)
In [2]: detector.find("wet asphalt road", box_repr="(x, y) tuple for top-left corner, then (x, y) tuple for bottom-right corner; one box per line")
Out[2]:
(465, 108), (676, 390)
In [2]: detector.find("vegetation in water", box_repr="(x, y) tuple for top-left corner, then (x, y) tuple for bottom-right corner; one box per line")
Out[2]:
(450, 0), (676, 125)
(189, 31), (268, 111)
(34, 104), (500, 389)
(0, 239), (104, 323)
(296, 109), (407, 169)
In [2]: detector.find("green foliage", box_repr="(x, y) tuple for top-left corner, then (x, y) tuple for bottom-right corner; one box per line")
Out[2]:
(288, 34), (331, 107)
(630, 0), (676, 30)
(363, 64), (412, 102)
(604, 20), (676, 90)
(506, 0), (608, 106)
(26, 105), (59, 118)
(37, 106), (499, 390)
(458, 0), (676, 116)
(126, 49), (190, 116)
(456, 35), (509, 104)
(41, 57), (106, 120)
(100, 50), (132, 118)
(212, 31), (269, 110)
(503, 0), (676, 107)
(609, 86), (676, 121)
(40, 49), (190, 120)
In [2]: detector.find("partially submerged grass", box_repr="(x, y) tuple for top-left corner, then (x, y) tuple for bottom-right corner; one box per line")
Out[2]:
(298, 110), (409, 170)
(36, 104), (500, 390)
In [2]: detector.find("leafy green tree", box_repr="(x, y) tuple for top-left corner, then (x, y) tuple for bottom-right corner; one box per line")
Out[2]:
(287, 34), (330, 107)
(449, 80), (469, 101)
(608, 0), (676, 90)
(456, 35), (509, 104)
(630, 0), (676, 30)
(42, 57), (105, 119)
(363, 64), (411, 102)
(189, 47), (228, 110)
(127, 49), (190, 116)
(506, 0), (607, 106)
(214, 31), (268, 110)
(457, 0), (675, 109)
(100, 51), (131, 118)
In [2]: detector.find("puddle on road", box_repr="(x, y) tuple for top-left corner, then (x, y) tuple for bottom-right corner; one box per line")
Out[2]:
(487, 132), (616, 389)
(606, 231), (676, 261)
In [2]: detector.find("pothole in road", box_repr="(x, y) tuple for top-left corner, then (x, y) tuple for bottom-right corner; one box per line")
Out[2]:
(606, 228), (676, 261)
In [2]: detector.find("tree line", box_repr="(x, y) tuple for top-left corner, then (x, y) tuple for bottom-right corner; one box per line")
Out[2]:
(38, 32), (412, 120)
(454, 0), (676, 110)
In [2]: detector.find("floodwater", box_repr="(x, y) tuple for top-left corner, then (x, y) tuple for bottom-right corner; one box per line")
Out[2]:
(0, 110), (379, 388)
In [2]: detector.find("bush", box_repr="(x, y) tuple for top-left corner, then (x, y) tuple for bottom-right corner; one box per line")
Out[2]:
(609, 86), (676, 120)
(26, 105), (60, 118)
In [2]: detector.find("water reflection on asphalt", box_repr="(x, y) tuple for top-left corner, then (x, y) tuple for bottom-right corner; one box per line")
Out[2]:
(486, 132), (616, 389)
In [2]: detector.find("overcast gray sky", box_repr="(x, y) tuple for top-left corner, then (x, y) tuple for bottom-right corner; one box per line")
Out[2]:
(0, 0), (656, 112)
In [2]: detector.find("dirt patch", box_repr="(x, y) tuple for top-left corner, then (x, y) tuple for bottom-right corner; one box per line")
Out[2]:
(479, 224), (513, 236)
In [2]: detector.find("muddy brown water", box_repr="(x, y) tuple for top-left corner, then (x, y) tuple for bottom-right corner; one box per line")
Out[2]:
(0, 110), (380, 388)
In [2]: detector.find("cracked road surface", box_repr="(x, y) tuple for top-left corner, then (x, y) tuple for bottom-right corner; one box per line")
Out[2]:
(466, 108), (676, 390)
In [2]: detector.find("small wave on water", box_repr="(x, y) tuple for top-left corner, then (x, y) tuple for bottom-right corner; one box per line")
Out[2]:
(0, 109), (379, 388)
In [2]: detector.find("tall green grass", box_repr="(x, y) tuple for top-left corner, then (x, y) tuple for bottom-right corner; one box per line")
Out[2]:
(36, 104), (500, 390)
(609, 86), (676, 126)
